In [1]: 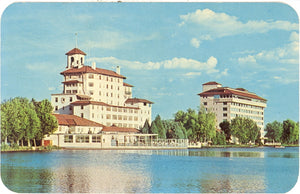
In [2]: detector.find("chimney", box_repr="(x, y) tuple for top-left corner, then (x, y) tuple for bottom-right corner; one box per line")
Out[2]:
(116, 66), (120, 74)
(92, 62), (96, 70)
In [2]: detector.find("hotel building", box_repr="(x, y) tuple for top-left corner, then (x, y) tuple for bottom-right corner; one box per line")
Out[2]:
(51, 47), (153, 129)
(198, 81), (267, 138)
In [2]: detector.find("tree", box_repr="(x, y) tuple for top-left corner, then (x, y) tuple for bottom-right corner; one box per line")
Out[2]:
(34, 99), (58, 140)
(212, 131), (226, 145)
(282, 119), (297, 144)
(154, 115), (166, 139)
(198, 106), (216, 142)
(24, 103), (41, 147)
(141, 119), (150, 134)
(150, 121), (159, 135)
(219, 120), (231, 142)
(265, 121), (283, 142)
(231, 117), (259, 144)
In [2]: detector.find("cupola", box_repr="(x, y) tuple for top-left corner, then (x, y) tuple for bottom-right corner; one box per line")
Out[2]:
(65, 48), (86, 69)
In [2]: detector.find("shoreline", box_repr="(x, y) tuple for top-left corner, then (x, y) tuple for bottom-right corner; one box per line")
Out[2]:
(2, 144), (298, 153)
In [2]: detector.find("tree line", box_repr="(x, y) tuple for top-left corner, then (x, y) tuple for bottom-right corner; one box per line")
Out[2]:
(1, 97), (58, 147)
(265, 120), (299, 144)
(141, 107), (266, 145)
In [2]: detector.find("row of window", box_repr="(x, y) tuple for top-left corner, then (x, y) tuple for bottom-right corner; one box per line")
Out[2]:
(65, 83), (80, 87)
(106, 123), (139, 128)
(88, 74), (121, 83)
(230, 113), (264, 121)
(231, 102), (264, 110)
(64, 135), (104, 143)
(88, 82), (121, 90)
(55, 97), (73, 103)
(66, 90), (78, 94)
(230, 108), (263, 115)
(203, 101), (264, 111)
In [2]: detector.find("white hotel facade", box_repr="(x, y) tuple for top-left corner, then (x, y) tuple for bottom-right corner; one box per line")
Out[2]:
(198, 81), (267, 138)
(51, 47), (153, 129)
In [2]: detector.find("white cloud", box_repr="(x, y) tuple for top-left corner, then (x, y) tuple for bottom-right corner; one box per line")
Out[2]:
(48, 87), (56, 91)
(180, 9), (298, 42)
(88, 56), (219, 73)
(190, 38), (200, 48)
(184, 72), (202, 77)
(221, 68), (229, 76)
(238, 55), (257, 65)
(289, 31), (299, 42)
(238, 32), (299, 65)
(26, 62), (60, 72)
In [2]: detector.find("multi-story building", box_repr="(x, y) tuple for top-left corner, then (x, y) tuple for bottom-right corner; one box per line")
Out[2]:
(51, 47), (153, 129)
(198, 81), (267, 138)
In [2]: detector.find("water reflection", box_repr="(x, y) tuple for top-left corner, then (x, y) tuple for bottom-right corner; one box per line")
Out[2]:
(1, 147), (298, 193)
(152, 149), (265, 158)
(200, 174), (266, 193)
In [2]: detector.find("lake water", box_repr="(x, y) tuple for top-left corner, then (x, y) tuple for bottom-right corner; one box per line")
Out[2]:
(1, 147), (299, 193)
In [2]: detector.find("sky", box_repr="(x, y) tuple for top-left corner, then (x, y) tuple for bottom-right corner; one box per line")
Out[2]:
(1, 1), (299, 125)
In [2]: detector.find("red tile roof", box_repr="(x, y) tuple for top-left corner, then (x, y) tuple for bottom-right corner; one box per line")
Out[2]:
(60, 66), (126, 79)
(198, 87), (266, 101)
(123, 82), (134, 87)
(203, 81), (221, 85)
(125, 98), (154, 104)
(53, 114), (105, 127)
(62, 80), (83, 84)
(102, 125), (140, 133)
(65, 48), (86, 56)
(71, 100), (140, 109)
(76, 94), (92, 100)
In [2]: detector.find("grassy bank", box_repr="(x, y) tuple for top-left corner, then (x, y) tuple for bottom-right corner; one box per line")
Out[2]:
(1, 144), (60, 152)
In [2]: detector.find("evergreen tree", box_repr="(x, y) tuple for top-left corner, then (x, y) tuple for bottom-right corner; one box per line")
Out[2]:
(154, 115), (166, 139)
(150, 121), (159, 135)
(141, 119), (150, 134)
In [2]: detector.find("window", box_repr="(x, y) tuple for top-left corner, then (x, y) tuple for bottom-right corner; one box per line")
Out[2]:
(223, 113), (227, 117)
(55, 106), (58, 111)
(70, 97), (73, 102)
(223, 102), (227, 105)
(92, 135), (101, 143)
(203, 102), (207, 105)
(223, 107), (227, 111)
(69, 106), (72, 111)
(99, 75), (101, 80)
(61, 98), (65, 103)
(81, 105), (84, 110)
(76, 135), (89, 143)
(88, 74), (94, 79)
(55, 97), (58, 102)
(64, 135), (73, 143)
(81, 113), (84, 118)
(89, 82), (94, 87)
(90, 91), (94, 95)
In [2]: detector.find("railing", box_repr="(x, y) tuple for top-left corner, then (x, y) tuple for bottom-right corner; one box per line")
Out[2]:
(116, 139), (188, 148)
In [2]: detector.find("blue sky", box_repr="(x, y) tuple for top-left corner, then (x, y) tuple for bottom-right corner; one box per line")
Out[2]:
(1, 2), (299, 125)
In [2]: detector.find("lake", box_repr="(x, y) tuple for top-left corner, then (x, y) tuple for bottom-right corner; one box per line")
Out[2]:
(1, 147), (299, 193)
